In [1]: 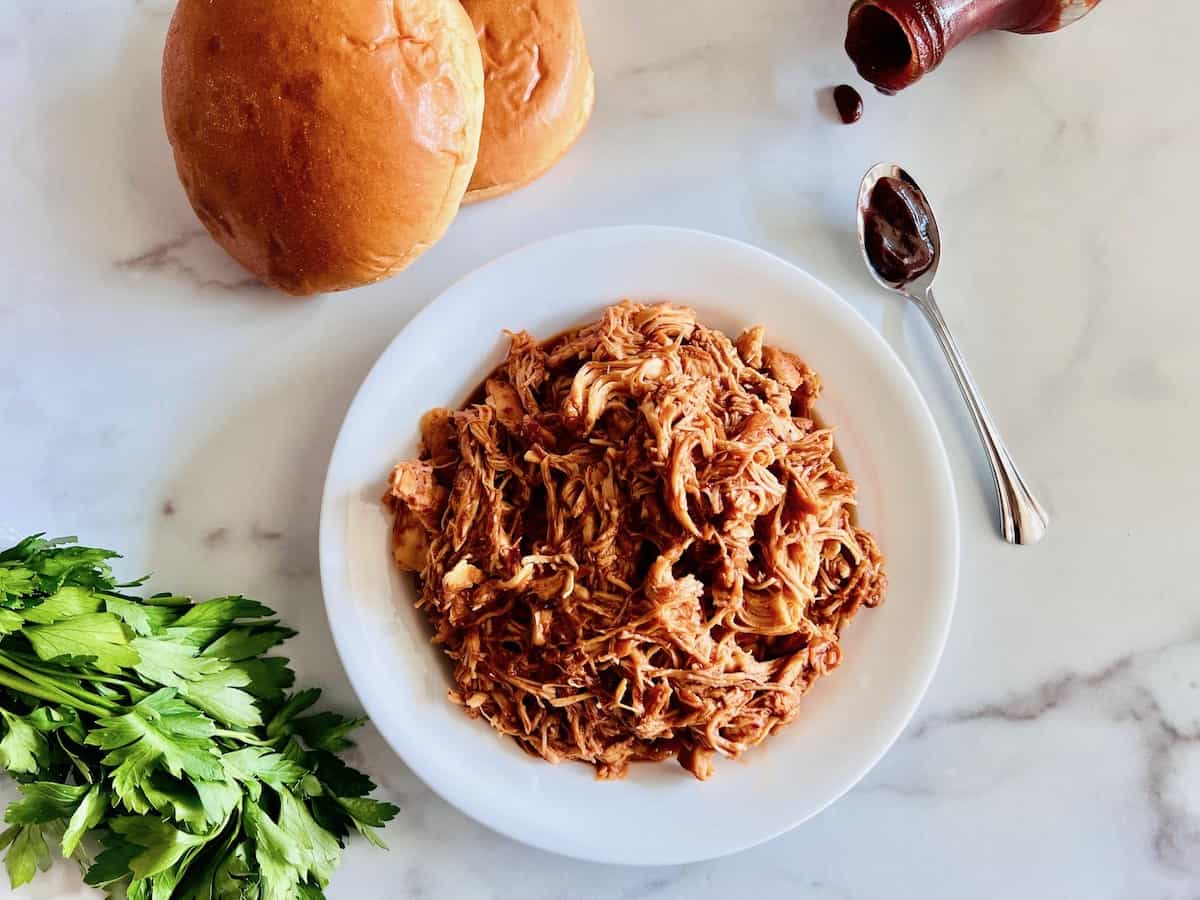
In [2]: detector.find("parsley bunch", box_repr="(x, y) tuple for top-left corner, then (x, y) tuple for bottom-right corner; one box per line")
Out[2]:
(0, 535), (398, 899)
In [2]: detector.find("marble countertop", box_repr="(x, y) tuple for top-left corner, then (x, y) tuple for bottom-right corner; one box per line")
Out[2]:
(3, 1), (1199, 897)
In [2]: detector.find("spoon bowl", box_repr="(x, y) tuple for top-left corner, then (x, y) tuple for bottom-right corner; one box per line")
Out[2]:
(856, 163), (941, 294)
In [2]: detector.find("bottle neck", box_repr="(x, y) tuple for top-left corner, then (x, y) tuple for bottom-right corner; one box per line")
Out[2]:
(1011, 0), (1101, 34)
(944, 0), (1054, 37)
(845, 0), (1090, 92)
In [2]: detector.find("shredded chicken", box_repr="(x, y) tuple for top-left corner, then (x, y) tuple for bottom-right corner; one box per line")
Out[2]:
(384, 302), (886, 780)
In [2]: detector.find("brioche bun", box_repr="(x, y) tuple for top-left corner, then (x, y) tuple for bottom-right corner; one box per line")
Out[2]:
(462, 0), (594, 203)
(162, 0), (484, 295)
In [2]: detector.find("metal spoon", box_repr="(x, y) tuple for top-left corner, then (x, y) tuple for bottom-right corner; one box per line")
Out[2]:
(856, 162), (1048, 545)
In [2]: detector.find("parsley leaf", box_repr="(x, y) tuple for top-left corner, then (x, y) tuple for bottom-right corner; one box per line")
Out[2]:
(20, 585), (103, 624)
(243, 798), (307, 900)
(311, 750), (377, 798)
(222, 748), (306, 800)
(179, 669), (261, 730)
(336, 795), (399, 850)
(62, 786), (107, 856)
(86, 689), (225, 812)
(0, 823), (50, 888)
(192, 778), (242, 829)
(0, 568), (36, 603)
(290, 712), (366, 754)
(110, 815), (209, 880)
(276, 787), (342, 887)
(167, 597), (277, 649)
(131, 636), (228, 688)
(201, 626), (296, 662)
(104, 594), (158, 636)
(266, 689), (321, 739)
(335, 795), (400, 830)
(4, 781), (92, 825)
(229, 657), (294, 702)
(84, 840), (140, 887)
(0, 710), (49, 775)
(140, 775), (213, 831)
(206, 838), (255, 900)
(0, 609), (24, 635)
(25, 612), (139, 674)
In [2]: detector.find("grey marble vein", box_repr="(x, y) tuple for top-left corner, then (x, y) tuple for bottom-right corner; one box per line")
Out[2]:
(114, 230), (262, 292)
(906, 634), (1200, 879)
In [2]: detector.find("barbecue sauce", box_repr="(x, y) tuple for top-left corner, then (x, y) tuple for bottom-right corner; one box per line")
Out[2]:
(833, 84), (864, 123)
(862, 177), (936, 285)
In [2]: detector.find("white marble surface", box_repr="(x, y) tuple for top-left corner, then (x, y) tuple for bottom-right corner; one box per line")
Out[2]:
(2, 0), (1199, 896)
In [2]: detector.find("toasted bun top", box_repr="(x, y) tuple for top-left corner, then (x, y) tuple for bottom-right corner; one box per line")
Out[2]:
(162, 0), (484, 295)
(462, 0), (594, 203)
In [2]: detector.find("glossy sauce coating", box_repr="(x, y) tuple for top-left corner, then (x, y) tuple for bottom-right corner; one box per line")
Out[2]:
(863, 177), (936, 284)
(833, 84), (864, 123)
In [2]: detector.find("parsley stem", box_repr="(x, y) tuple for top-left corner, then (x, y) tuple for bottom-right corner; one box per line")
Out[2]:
(0, 654), (117, 717)
(211, 728), (271, 746)
(3, 651), (128, 687)
(0, 669), (112, 719)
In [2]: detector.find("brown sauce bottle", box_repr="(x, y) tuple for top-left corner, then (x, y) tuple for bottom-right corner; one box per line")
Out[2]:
(845, 0), (1101, 93)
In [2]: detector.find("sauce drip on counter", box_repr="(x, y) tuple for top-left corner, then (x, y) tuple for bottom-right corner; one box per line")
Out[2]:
(862, 176), (936, 284)
(833, 84), (864, 123)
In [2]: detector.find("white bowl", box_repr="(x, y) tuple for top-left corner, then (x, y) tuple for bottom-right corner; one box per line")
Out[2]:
(319, 226), (958, 865)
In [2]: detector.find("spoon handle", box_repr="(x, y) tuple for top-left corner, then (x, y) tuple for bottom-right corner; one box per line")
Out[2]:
(913, 287), (1049, 545)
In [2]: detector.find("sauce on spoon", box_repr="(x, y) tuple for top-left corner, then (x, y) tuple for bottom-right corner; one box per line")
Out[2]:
(862, 176), (936, 284)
